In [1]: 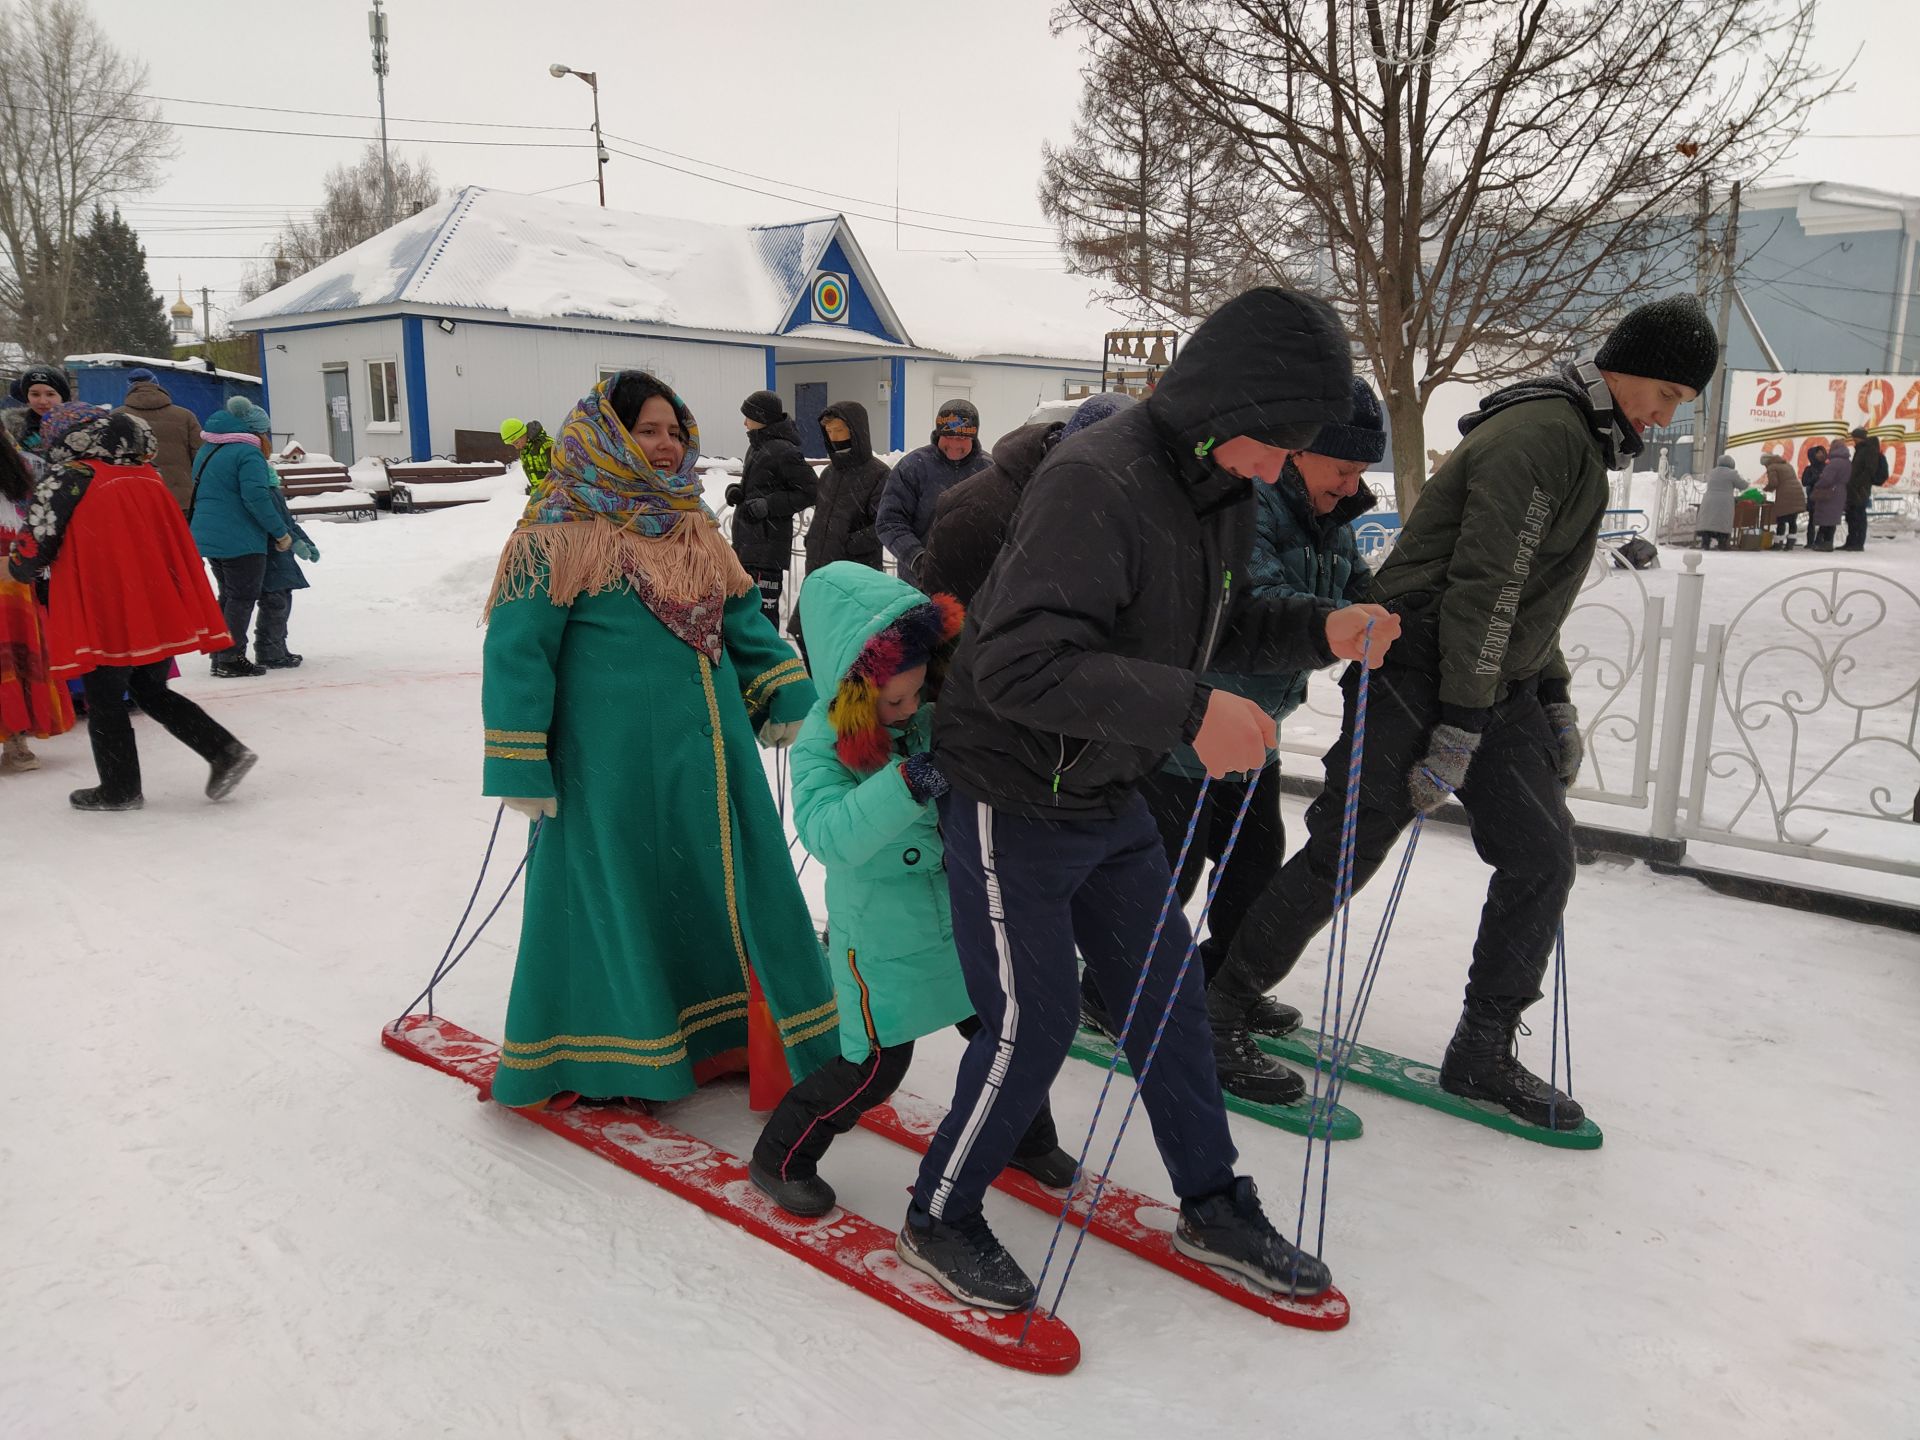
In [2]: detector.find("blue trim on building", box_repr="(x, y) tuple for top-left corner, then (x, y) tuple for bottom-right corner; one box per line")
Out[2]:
(400, 315), (431, 460)
(770, 355), (895, 369)
(889, 357), (906, 452)
(764, 346), (777, 390)
(781, 237), (901, 342)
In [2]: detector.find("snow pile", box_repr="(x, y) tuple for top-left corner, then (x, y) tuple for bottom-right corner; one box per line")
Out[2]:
(864, 250), (1134, 362)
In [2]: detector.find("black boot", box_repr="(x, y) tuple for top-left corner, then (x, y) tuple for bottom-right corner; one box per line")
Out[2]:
(1006, 1145), (1078, 1190)
(260, 653), (304, 670)
(1206, 988), (1305, 1105)
(70, 787), (144, 812)
(211, 657), (266, 678)
(1174, 1176), (1332, 1297)
(1079, 973), (1118, 1039)
(1246, 994), (1304, 1038)
(1438, 1010), (1584, 1130)
(896, 1205), (1036, 1311)
(747, 1157), (836, 1218)
(206, 742), (259, 801)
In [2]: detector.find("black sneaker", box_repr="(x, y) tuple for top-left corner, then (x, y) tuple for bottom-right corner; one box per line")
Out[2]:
(1174, 1176), (1332, 1297)
(1206, 989), (1306, 1105)
(206, 743), (259, 801)
(69, 787), (144, 812)
(1438, 1012), (1585, 1130)
(1246, 994), (1304, 1038)
(896, 1206), (1036, 1312)
(1006, 1145), (1078, 1191)
(1079, 977), (1118, 1040)
(260, 653), (304, 670)
(747, 1157), (836, 1218)
(210, 658), (266, 678)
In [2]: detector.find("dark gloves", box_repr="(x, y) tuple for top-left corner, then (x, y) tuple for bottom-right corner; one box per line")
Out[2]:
(1542, 702), (1584, 788)
(724, 483), (743, 507)
(744, 497), (770, 521)
(900, 751), (949, 806)
(1407, 723), (1482, 814)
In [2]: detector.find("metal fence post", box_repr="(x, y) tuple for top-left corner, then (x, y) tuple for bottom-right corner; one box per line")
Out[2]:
(1650, 553), (1705, 840)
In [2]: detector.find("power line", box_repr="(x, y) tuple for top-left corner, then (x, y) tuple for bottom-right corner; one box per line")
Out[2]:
(127, 91), (584, 133)
(601, 142), (1061, 247)
(12, 103), (590, 149)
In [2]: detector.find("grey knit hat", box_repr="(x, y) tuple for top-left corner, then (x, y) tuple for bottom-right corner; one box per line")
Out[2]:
(1595, 294), (1721, 394)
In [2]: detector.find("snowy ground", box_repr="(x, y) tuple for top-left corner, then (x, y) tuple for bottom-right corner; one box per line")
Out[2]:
(4, 490), (1917, 1439)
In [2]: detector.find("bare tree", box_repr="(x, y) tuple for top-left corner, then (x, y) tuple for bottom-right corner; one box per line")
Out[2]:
(1041, 40), (1300, 322)
(241, 143), (442, 302)
(0, 0), (174, 358)
(1052, 0), (1825, 512)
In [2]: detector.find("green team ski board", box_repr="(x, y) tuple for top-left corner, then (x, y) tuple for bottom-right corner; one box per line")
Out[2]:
(1257, 1028), (1603, 1150)
(1068, 1027), (1363, 1141)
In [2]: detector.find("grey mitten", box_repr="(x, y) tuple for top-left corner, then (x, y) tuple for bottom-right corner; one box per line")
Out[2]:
(1407, 723), (1482, 814)
(1542, 702), (1583, 787)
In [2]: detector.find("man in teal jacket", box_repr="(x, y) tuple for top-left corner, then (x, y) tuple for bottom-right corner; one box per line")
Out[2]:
(1079, 377), (1383, 1107)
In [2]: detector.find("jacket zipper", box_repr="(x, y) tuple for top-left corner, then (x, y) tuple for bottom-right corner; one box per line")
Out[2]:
(1198, 565), (1231, 669)
(1051, 735), (1089, 798)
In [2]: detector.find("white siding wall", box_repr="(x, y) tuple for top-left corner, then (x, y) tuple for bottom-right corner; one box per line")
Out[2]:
(262, 318), (407, 464)
(418, 323), (767, 460)
(900, 360), (1099, 452)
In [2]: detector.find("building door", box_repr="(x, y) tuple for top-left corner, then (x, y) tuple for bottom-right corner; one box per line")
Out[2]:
(322, 366), (355, 464)
(793, 381), (829, 458)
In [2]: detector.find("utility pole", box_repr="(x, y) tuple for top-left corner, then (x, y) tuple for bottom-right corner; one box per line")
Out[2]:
(370, 0), (394, 230)
(1701, 179), (1742, 465)
(200, 287), (213, 351)
(548, 65), (607, 206)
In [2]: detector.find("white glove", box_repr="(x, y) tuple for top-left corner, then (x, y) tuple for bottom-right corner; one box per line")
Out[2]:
(758, 720), (803, 750)
(503, 796), (557, 820)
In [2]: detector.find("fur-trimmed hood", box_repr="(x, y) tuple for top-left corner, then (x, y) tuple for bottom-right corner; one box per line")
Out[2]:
(797, 561), (963, 773)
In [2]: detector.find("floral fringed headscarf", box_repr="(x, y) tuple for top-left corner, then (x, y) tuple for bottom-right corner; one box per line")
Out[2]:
(484, 376), (752, 658)
(829, 593), (965, 773)
(40, 403), (158, 468)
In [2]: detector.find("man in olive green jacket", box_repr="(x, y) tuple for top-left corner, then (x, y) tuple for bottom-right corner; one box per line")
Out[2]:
(1209, 293), (1720, 1130)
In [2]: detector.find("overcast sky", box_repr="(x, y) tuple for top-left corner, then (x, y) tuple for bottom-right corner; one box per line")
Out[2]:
(70, 0), (1920, 333)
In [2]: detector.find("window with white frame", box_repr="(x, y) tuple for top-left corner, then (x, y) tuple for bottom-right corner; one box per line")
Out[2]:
(367, 359), (400, 427)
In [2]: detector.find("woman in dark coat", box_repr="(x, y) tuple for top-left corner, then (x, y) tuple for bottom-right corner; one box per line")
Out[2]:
(1808, 440), (1851, 550)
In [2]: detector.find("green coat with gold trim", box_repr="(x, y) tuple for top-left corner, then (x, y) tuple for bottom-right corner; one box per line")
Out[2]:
(481, 567), (838, 1106)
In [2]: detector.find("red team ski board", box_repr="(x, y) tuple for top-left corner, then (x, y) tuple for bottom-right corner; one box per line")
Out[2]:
(859, 1091), (1350, 1333)
(381, 1015), (1081, 1375)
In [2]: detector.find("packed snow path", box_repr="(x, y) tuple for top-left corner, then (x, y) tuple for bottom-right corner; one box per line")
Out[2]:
(4, 491), (1914, 1438)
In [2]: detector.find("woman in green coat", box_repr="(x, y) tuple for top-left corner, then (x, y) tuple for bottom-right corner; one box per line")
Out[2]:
(747, 561), (1072, 1216)
(480, 371), (839, 1109)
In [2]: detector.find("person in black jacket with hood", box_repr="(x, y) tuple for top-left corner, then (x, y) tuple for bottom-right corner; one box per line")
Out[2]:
(893, 287), (1400, 1314)
(727, 389), (818, 625)
(1842, 427), (1889, 551)
(787, 399), (891, 659)
(921, 392), (1136, 605)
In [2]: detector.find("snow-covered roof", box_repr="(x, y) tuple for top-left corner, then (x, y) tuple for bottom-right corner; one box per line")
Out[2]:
(229, 187), (884, 340)
(229, 186), (1128, 364)
(65, 352), (261, 384)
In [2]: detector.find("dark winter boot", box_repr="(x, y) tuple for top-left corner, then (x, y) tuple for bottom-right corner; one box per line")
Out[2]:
(1006, 1145), (1079, 1190)
(1079, 973), (1117, 1039)
(1174, 1176), (1332, 1297)
(748, 1158), (837, 1219)
(69, 787), (144, 812)
(1438, 1010), (1585, 1130)
(206, 743), (259, 801)
(1206, 988), (1306, 1106)
(897, 1205), (1036, 1312)
(1246, 994), (1304, 1038)
(210, 658), (266, 678)
(260, 653), (304, 670)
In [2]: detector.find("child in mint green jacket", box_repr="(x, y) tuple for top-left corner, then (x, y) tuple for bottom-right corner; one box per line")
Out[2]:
(749, 561), (1073, 1217)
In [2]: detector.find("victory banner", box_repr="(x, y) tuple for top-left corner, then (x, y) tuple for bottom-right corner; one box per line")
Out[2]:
(1726, 370), (1917, 483)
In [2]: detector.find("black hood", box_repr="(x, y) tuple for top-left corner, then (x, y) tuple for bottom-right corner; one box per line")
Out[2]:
(749, 415), (803, 450)
(990, 421), (1063, 491)
(1145, 288), (1354, 462)
(820, 400), (875, 468)
(1461, 359), (1644, 467)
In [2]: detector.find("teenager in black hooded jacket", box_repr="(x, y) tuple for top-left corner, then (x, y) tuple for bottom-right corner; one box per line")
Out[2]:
(788, 400), (890, 658)
(893, 287), (1399, 1314)
(727, 389), (818, 625)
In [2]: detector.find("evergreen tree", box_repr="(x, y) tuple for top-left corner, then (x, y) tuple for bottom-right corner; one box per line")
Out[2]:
(69, 206), (173, 357)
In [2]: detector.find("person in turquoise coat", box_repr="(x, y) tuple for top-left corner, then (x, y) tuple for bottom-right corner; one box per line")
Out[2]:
(748, 560), (1074, 1217)
(189, 396), (289, 678)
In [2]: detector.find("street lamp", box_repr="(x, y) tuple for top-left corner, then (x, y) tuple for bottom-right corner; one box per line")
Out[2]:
(550, 63), (608, 207)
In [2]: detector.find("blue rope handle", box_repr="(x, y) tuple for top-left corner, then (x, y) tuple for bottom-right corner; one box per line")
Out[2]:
(389, 801), (543, 1031)
(1019, 776), (1214, 1345)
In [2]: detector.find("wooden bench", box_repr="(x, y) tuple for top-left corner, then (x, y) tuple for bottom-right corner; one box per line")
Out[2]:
(384, 461), (509, 513)
(276, 463), (376, 521)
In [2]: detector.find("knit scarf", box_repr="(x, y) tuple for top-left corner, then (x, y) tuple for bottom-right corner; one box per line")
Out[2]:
(484, 378), (751, 659)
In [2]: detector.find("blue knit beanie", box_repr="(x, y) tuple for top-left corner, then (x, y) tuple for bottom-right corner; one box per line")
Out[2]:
(126, 367), (157, 384)
(225, 393), (271, 435)
(1062, 391), (1138, 440)
(1303, 379), (1385, 463)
